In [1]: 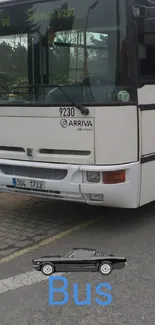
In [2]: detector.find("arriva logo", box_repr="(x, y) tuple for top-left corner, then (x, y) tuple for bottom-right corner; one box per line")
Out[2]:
(49, 276), (113, 306)
(60, 119), (93, 129)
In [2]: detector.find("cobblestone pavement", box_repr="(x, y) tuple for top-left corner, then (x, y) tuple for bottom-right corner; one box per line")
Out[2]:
(0, 193), (98, 259)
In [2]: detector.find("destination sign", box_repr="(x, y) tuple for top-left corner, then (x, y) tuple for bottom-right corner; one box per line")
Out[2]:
(0, 0), (117, 31)
(0, 5), (75, 29)
(27, 8), (75, 22)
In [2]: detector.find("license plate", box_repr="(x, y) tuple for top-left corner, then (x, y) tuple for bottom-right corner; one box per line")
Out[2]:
(12, 178), (45, 190)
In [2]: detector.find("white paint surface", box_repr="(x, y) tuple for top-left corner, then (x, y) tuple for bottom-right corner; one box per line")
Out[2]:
(0, 271), (63, 295)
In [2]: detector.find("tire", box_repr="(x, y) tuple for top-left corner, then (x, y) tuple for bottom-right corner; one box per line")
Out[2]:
(41, 263), (55, 276)
(99, 262), (112, 276)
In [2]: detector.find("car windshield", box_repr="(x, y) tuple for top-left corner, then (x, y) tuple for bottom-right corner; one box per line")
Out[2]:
(0, 0), (133, 106)
(65, 250), (75, 258)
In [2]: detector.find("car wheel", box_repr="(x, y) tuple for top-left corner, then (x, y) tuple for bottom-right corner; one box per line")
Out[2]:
(41, 263), (55, 276)
(99, 262), (112, 276)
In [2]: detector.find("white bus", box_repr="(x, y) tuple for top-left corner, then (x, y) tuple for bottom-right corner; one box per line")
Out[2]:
(0, 0), (154, 208)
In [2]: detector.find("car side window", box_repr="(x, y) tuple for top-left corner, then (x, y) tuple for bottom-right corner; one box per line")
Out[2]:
(69, 250), (95, 259)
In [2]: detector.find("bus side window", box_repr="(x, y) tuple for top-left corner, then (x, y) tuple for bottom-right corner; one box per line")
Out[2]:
(138, 40), (155, 78)
(136, 4), (155, 83)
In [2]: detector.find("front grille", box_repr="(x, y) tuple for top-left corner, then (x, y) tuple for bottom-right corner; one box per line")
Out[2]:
(39, 149), (91, 156)
(0, 146), (25, 152)
(0, 164), (67, 180)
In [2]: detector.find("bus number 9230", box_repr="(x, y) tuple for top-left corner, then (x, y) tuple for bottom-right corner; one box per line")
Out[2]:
(59, 107), (75, 117)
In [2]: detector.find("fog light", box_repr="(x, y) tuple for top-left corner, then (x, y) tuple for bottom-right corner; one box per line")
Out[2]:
(89, 194), (103, 201)
(86, 171), (100, 183)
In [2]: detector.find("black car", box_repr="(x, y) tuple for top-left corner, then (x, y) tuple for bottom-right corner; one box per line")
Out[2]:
(32, 248), (127, 276)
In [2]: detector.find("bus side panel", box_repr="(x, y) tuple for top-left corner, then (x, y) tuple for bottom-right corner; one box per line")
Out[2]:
(140, 110), (155, 205)
(95, 105), (138, 164)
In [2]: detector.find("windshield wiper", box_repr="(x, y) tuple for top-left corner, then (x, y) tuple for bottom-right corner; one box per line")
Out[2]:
(53, 84), (89, 116)
(13, 83), (89, 116)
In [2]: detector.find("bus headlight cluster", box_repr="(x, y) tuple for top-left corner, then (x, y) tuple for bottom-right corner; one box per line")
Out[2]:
(86, 171), (100, 183)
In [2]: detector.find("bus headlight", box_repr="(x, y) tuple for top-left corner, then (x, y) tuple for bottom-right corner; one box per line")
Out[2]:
(86, 171), (100, 183)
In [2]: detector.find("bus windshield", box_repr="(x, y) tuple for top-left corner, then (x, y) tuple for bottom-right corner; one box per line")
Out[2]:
(0, 0), (132, 105)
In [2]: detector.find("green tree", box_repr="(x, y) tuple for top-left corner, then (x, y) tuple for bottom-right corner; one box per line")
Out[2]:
(0, 2), (39, 94)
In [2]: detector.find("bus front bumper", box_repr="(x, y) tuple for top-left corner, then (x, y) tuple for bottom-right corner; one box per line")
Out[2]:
(0, 159), (140, 208)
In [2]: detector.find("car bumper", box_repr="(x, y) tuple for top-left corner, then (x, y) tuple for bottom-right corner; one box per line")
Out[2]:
(112, 261), (127, 269)
(33, 265), (41, 271)
(0, 159), (140, 208)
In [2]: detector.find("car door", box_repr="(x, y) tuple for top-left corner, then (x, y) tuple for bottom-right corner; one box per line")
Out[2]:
(68, 250), (97, 272)
(57, 251), (86, 272)
(54, 253), (75, 272)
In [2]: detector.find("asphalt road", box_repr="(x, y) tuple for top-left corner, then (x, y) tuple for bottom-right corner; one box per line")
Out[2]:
(0, 195), (155, 325)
